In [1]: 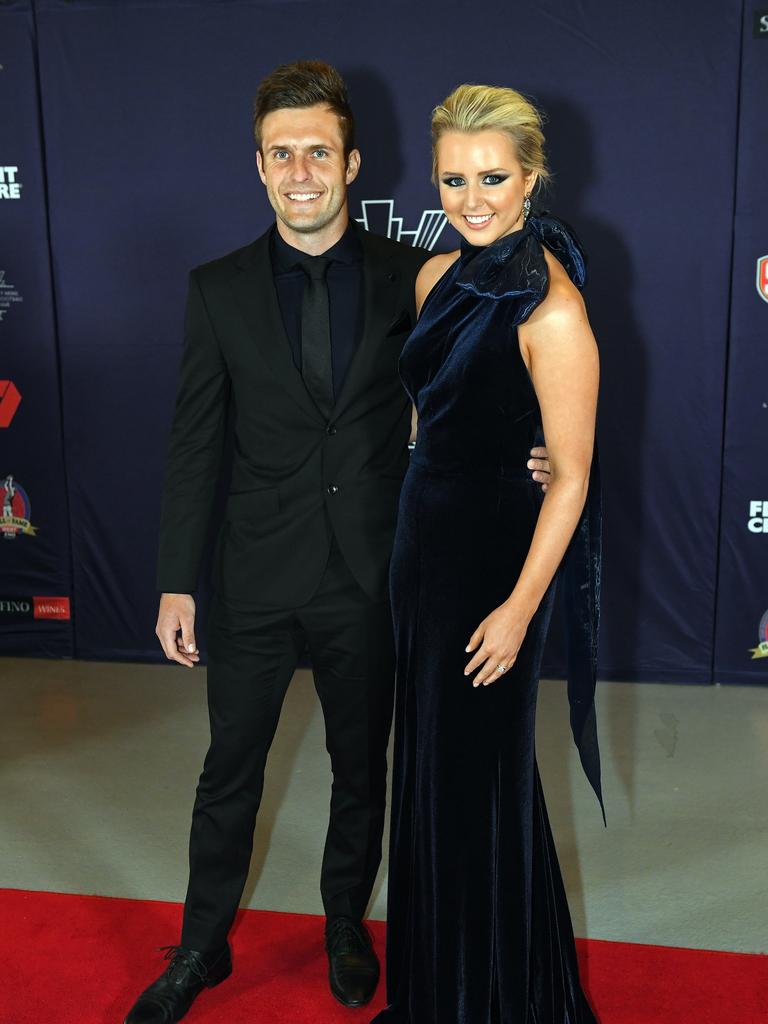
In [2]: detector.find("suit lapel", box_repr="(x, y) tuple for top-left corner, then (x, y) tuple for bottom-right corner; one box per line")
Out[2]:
(230, 230), (325, 425)
(332, 227), (400, 420)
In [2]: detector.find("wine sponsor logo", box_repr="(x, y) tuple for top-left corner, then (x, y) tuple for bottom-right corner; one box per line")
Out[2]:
(757, 256), (768, 303)
(0, 596), (71, 620)
(356, 199), (448, 250)
(749, 609), (768, 660)
(1, 475), (37, 538)
(0, 270), (24, 322)
(0, 381), (21, 427)
(33, 596), (71, 620)
(748, 500), (768, 533)
(0, 166), (22, 199)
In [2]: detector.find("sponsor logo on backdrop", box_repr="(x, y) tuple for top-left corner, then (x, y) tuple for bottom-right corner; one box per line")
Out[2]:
(757, 256), (768, 303)
(0, 381), (21, 427)
(748, 500), (768, 533)
(0, 270), (24, 322)
(0, 596), (71, 620)
(754, 10), (768, 37)
(749, 609), (768, 659)
(33, 596), (71, 620)
(0, 166), (22, 199)
(0, 475), (37, 538)
(356, 199), (448, 250)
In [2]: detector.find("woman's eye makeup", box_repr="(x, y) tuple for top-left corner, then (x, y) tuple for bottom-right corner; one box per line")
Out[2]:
(440, 173), (510, 187)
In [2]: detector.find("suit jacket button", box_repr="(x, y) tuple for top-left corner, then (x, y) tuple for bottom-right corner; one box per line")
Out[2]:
(326, 424), (337, 435)
(327, 484), (339, 495)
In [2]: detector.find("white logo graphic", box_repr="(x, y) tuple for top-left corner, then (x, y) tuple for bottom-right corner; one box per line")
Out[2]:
(0, 271), (24, 323)
(357, 199), (447, 250)
(748, 500), (768, 534)
(0, 167), (22, 200)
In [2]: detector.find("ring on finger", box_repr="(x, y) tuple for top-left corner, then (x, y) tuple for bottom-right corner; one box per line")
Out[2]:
(496, 664), (507, 674)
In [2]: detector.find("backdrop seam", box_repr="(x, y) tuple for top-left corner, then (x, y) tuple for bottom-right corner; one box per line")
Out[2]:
(710, 0), (746, 685)
(29, 0), (78, 657)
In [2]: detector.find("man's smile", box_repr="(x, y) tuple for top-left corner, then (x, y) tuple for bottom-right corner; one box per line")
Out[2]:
(285, 191), (323, 203)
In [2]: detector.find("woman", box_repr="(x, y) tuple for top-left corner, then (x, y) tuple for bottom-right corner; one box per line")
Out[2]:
(372, 85), (603, 1023)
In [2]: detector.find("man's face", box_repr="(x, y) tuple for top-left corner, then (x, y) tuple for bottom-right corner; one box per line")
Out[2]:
(257, 104), (360, 236)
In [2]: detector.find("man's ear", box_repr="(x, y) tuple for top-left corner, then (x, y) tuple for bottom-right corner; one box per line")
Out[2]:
(345, 148), (361, 185)
(256, 149), (267, 186)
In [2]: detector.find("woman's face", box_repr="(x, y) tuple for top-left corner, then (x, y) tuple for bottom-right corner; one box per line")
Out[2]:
(436, 130), (537, 246)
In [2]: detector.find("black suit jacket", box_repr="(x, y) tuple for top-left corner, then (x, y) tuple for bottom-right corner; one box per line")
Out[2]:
(157, 221), (431, 605)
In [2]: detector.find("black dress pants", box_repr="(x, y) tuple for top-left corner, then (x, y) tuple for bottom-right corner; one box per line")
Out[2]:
(181, 539), (396, 952)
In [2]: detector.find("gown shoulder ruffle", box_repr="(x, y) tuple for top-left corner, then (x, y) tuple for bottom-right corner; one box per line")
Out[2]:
(456, 212), (587, 321)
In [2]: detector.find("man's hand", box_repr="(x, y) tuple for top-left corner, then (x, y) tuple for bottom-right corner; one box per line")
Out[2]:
(528, 446), (551, 492)
(156, 593), (199, 668)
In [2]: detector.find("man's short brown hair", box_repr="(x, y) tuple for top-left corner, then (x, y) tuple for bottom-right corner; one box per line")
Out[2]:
(253, 61), (355, 157)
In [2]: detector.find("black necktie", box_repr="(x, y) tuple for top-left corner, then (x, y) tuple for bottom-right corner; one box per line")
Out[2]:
(299, 256), (334, 417)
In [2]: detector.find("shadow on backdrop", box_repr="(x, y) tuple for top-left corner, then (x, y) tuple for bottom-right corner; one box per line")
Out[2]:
(535, 95), (646, 941)
(343, 66), (407, 207)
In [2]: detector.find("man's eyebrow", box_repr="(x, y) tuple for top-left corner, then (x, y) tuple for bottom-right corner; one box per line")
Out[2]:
(267, 142), (338, 152)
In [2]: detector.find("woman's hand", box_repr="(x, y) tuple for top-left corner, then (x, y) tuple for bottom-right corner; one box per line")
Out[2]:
(464, 598), (534, 687)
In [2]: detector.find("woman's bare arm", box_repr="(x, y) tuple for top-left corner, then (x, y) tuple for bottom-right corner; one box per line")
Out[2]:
(465, 252), (599, 684)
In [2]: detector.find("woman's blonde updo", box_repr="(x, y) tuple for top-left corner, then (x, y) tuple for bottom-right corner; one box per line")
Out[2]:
(430, 84), (550, 188)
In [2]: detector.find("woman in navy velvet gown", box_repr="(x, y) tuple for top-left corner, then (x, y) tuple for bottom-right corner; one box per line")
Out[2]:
(372, 86), (604, 1024)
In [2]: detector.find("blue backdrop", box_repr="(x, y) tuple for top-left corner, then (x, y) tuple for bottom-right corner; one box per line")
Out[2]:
(1, 0), (765, 685)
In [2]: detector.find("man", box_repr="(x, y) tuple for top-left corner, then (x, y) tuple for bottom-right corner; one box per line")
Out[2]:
(126, 61), (550, 1024)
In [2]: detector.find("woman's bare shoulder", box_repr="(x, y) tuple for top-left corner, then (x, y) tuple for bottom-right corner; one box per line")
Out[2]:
(526, 247), (586, 327)
(415, 250), (461, 313)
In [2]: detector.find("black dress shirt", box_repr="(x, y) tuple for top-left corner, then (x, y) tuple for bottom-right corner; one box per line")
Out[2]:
(271, 222), (365, 401)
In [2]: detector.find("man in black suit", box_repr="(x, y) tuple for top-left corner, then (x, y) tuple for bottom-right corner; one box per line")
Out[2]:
(126, 61), (550, 1024)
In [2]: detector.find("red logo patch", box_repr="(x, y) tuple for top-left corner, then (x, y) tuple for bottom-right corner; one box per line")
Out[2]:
(33, 596), (71, 620)
(758, 256), (768, 304)
(0, 380), (21, 427)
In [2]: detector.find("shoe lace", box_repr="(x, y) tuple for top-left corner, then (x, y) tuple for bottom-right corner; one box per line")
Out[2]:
(158, 945), (209, 982)
(326, 918), (370, 956)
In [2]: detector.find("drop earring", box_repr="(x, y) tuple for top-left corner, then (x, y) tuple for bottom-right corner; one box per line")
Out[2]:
(522, 192), (532, 220)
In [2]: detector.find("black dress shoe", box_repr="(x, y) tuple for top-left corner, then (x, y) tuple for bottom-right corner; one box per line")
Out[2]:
(124, 944), (232, 1023)
(325, 917), (380, 1008)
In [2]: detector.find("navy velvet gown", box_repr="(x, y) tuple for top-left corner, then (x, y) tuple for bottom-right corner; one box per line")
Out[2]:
(372, 215), (604, 1024)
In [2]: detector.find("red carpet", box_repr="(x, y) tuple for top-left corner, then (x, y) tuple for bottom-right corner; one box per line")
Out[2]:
(3, 888), (766, 1023)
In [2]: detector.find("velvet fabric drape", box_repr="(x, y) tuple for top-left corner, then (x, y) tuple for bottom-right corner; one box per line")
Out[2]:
(373, 216), (602, 1024)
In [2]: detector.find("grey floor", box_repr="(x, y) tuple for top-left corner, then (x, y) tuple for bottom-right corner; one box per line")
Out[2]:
(2, 657), (766, 954)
